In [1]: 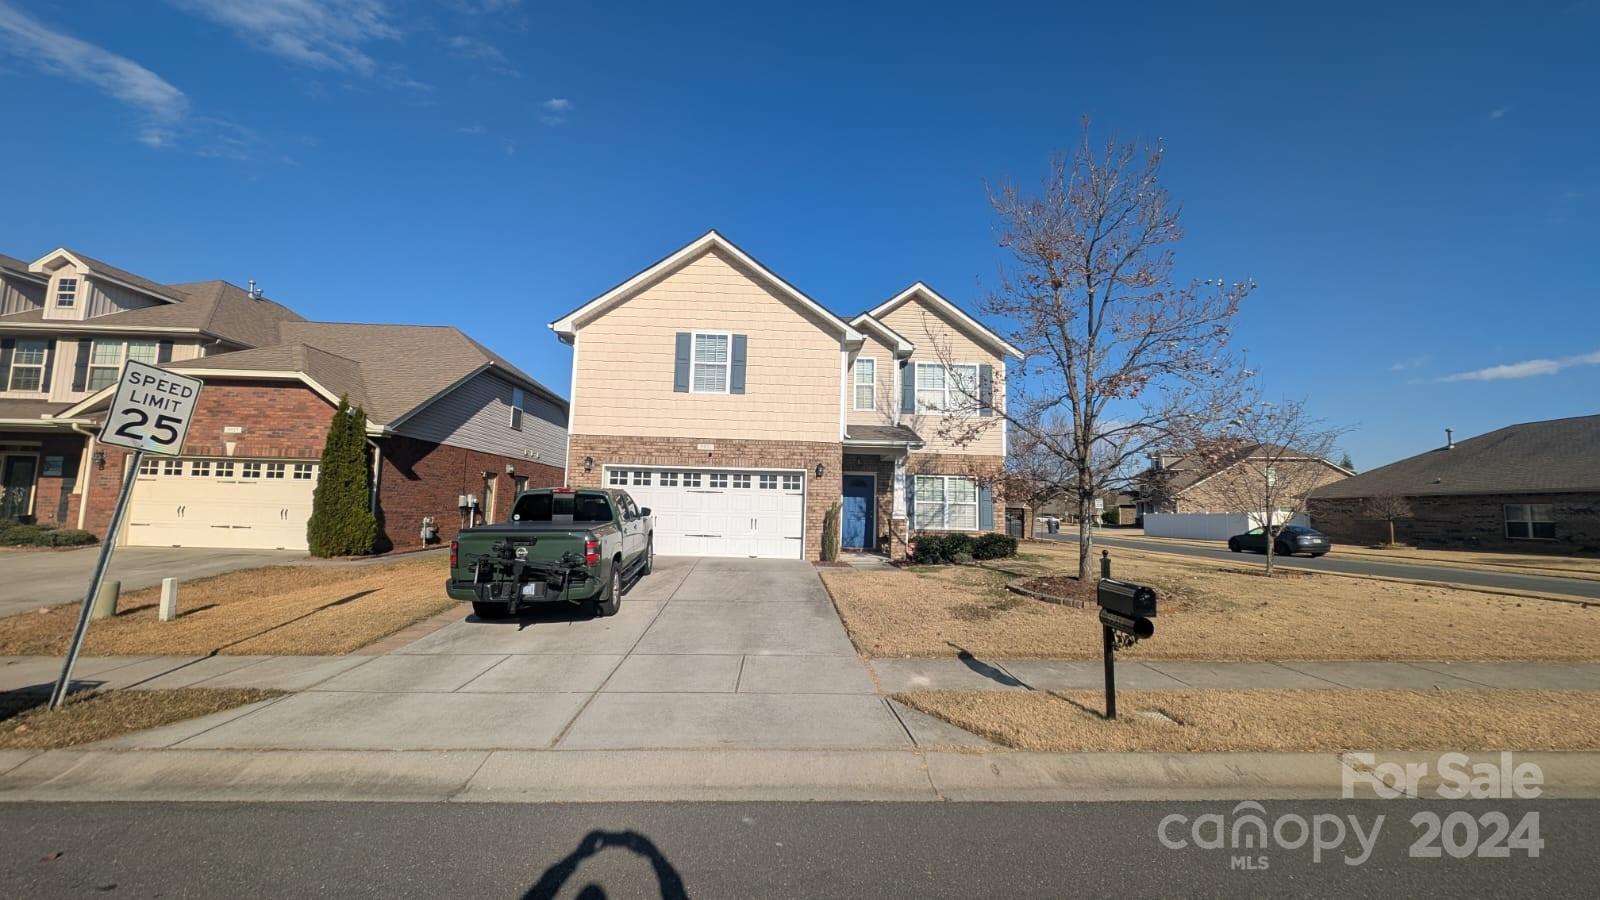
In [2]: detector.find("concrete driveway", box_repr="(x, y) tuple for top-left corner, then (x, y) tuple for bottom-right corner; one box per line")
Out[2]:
(0, 547), (307, 619)
(121, 557), (919, 752)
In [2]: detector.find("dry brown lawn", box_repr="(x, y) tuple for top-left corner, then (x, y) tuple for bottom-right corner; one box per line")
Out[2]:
(896, 689), (1600, 752)
(820, 543), (1600, 660)
(0, 555), (453, 657)
(0, 688), (280, 750)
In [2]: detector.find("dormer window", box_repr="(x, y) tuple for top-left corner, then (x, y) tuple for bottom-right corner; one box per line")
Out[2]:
(55, 277), (78, 308)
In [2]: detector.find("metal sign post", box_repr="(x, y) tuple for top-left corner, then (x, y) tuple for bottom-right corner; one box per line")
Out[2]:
(48, 361), (203, 710)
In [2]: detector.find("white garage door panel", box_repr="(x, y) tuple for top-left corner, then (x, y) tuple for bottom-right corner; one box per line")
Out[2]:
(126, 459), (318, 551)
(613, 467), (804, 559)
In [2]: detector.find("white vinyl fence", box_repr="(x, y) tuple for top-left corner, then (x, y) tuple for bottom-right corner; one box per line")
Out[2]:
(1143, 511), (1308, 541)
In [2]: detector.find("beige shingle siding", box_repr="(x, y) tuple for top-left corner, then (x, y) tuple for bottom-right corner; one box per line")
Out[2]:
(847, 330), (898, 428)
(84, 278), (162, 318)
(571, 249), (843, 443)
(394, 371), (566, 468)
(882, 295), (1006, 456)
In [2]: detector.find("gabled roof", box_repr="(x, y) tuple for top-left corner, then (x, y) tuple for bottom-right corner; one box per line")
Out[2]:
(31, 248), (185, 303)
(848, 313), (915, 358)
(0, 253), (46, 284)
(1311, 414), (1600, 499)
(865, 282), (1023, 360)
(60, 320), (566, 429)
(549, 230), (863, 345)
(0, 280), (304, 347)
(1165, 443), (1352, 496)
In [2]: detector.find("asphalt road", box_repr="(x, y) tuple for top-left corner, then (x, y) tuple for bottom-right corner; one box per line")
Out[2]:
(2, 800), (1594, 898)
(1041, 532), (1600, 600)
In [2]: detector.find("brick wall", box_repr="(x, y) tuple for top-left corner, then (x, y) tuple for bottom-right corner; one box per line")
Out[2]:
(1309, 492), (1600, 555)
(569, 433), (842, 560)
(81, 380), (338, 537)
(378, 434), (563, 552)
(906, 451), (1006, 535)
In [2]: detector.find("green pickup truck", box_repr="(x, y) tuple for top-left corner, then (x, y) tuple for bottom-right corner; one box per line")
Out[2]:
(446, 487), (654, 619)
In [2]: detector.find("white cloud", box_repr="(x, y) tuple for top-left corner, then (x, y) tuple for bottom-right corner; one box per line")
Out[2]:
(169, 0), (400, 77)
(443, 33), (517, 75)
(539, 97), (572, 126)
(1489, 106), (1510, 120)
(1438, 349), (1600, 382)
(455, 123), (487, 135)
(543, 97), (572, 112)
(0, 1), (188, 127)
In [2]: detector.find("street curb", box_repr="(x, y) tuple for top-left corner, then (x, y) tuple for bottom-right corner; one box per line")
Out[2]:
(5, 748), (1600, 803)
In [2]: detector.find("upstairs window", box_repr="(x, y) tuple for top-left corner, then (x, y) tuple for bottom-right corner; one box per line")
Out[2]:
(87, 340), (158, 391)
(691, 332), (731, 393)
(509, 387), (524, 430)
(853, 357), (876, 410)
(55, 277), (78, 308)
(7, 339), (48, 392)
(914, 363), (978, 414)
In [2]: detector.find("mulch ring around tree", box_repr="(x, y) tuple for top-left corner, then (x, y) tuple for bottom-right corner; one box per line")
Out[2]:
(1007, 575), (1098, 608)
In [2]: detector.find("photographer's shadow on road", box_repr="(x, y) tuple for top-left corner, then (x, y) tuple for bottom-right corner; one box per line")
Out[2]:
(524, 829), (688, 900)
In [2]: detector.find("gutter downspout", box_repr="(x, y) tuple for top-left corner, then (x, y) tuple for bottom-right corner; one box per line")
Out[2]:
(68, 423), (97, 531)
(365, 436), (382, 514)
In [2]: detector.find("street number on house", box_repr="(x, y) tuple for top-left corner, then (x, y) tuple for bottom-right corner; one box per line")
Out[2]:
(97, 360), (204, 457)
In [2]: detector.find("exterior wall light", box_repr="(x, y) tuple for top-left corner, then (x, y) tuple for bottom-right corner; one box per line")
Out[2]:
(583, 456), (594, 472)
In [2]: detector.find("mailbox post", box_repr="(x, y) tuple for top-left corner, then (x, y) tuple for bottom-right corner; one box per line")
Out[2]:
(1095, 577), (1158, 720)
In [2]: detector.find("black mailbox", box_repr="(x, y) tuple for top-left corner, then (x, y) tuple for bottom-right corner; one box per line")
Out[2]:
(1096, 578), (1157, 619)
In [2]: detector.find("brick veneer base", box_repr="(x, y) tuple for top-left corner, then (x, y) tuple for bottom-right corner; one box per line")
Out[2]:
(569, 433), (843, 560)
(378, 434), (563, 552)
(1309, 492), (1600, 555)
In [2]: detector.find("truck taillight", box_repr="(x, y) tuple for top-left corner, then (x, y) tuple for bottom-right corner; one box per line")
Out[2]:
(584, 534), (600, 567)
(450, 540), (458, 569)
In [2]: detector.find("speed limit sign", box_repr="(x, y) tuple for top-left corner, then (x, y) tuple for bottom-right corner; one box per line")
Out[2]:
(97, 359), (204, 456)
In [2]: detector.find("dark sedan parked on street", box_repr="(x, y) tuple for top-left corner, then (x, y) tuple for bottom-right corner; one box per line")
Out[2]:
(1227, 524), (1332, 557)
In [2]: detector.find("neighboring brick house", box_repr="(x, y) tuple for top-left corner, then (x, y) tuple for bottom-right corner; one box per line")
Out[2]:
(1308, 416), (1600, 555)
(2, 247), (566, 553)
(550, 230), (1021, 561)
(1135, 445), (1351, 518)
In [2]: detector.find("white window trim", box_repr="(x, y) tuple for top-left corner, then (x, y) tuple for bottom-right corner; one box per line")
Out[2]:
(509, 387), (525, 430)
(87, 339), (159, 392)
(55, 277), (78, 308)
(7, 339), (48, 392)
(853, 356), (877, 411)
(913, 361), (979, 416)
(689, 331), (733, 395)
(914, 474), (980, 531)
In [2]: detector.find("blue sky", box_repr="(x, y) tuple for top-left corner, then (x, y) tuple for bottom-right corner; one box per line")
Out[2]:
(1, 0), (1595, 469)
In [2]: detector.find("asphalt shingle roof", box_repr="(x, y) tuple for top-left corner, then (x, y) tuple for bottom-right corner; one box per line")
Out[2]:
(1311, 414), (1600, 499)
(0, 280), (304, 348)
(845, 424), (925, 445)
(0, 398), (73, 420)
(176, 322), (565, 426)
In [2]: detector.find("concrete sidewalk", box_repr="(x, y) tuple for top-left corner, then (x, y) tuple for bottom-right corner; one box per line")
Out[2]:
(5, 746), (1600, 802)
(10, 654), (1600, 698)
(869, 658), (1600, 692)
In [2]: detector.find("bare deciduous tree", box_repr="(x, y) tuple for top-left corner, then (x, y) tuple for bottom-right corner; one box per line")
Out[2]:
(1362, 494), (1413, 547)
(1189, 392), (1349, 575)
(936, 123), (1252, 579)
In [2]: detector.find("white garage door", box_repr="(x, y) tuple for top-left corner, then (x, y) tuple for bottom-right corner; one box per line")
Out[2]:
(126, 457), (319, 550)
(608, 466), (804, 559)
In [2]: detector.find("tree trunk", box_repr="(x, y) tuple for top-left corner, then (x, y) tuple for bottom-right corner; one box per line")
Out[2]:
(1387, 519), (1395, 547)
(1077, 493), (1094, 581)
(1263, 515), (1276, 577)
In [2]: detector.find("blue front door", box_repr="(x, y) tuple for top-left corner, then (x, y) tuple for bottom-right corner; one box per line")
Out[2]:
(841, 474), (874, 550)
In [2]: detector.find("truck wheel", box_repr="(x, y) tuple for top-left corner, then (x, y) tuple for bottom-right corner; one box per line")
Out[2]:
(595, 564), (622, 617)
(472, 601), (507, 620)
(641, 538), (653, 575)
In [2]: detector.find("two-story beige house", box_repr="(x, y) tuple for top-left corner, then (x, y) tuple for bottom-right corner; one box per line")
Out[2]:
(2, 247), (567, 552)
(550, 231), (1021, 560)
